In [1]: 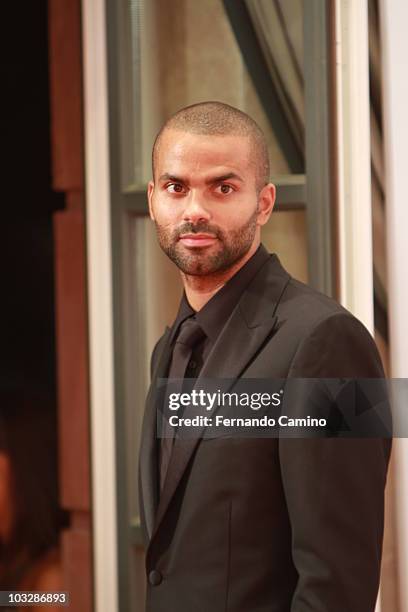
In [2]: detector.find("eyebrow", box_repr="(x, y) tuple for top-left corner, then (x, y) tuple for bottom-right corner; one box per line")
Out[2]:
(157, 172), (244, 184)
(205, 172), (244, 184)
(158, 173), (185, 183)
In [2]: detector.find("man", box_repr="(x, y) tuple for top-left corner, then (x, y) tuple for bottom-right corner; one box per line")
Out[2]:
(139, 101), (391, 611)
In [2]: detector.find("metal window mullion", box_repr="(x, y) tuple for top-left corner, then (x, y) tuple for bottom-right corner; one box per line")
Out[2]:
(304, 0), (334, 296)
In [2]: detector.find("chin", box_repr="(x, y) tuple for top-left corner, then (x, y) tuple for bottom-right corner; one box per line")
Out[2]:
(163, 240), (251, 276)
(173, 246), (220, 274)
(180, 255), (241, 277)
(178, 259), (216, 276)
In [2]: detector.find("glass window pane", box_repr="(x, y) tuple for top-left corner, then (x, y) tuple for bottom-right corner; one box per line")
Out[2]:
(119, 0), (304, 189)
(262, 210), (308, 283)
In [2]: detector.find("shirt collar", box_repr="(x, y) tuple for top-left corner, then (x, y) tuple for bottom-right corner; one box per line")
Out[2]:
(169, 244), (270, 344)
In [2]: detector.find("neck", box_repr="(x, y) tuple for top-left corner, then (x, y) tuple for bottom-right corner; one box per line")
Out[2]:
(182, 240), (260, 311)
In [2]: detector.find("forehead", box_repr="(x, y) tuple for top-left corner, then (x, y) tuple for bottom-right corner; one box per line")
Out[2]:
(155, 129), (253, 177)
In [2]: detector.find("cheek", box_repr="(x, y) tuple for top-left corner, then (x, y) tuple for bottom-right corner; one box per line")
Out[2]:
(219, 200), (258, 226)
(151, 198), (180, 226)
(155, 210), (179, 229)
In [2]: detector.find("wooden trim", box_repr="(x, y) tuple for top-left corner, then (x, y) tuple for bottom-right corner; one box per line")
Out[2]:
(49, 0), (84, 193)
(49, 0), (93, 610)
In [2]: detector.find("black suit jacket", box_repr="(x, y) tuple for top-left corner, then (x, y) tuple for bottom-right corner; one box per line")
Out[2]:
(139, 253), (391, 612)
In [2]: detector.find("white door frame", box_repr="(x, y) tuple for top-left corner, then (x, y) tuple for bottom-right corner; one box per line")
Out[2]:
(82, 0), (119, 610)
(380, 1), (408, 610)
(334, 2), (380, 610)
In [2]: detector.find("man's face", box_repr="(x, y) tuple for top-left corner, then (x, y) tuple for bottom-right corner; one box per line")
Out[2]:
(148, 129), (274, 276)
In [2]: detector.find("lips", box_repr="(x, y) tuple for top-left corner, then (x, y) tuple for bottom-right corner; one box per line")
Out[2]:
(178, 234), (218, 247)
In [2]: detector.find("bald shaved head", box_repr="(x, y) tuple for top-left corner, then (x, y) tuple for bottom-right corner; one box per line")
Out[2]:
(152, 101), (270, 192)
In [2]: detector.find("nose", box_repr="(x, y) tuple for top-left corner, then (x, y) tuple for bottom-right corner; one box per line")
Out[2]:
(182, 190), (211, 224)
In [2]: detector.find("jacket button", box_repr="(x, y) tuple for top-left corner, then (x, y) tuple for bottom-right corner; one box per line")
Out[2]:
(148, 570), (162, 586)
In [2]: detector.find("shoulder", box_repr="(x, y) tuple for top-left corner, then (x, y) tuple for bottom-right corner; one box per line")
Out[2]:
(243, 254), (383, 376)
(252, 253), (349, 328)
(280, 279), (383, 377)
(281, 275), (347, 322)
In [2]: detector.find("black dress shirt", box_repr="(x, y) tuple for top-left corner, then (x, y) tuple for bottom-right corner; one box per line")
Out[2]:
(167, 244), (270, 378)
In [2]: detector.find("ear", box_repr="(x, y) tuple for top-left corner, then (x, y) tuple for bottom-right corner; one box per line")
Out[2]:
(147, 181), (155, 221)
(257, 183), (276, 226)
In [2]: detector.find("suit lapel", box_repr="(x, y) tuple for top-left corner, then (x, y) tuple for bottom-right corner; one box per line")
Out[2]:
(152, 311), (278, 536)
(139, 327), (172, 540)
(151, 254), (291, 541)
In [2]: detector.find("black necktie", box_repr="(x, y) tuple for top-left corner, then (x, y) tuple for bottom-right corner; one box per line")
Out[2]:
(159, 317), (205, 493)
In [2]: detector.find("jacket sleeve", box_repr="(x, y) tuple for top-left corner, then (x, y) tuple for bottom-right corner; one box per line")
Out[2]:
(278, 312), (391, 612)
(150, 337), (163, 381)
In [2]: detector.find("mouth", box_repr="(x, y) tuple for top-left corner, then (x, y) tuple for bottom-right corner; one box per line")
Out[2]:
(178, 233), (218, 248)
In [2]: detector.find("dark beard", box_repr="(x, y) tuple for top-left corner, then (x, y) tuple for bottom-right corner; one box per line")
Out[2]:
(154, 208), (259, 276)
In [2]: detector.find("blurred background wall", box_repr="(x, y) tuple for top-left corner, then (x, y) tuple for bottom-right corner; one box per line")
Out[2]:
(2, 0), (407, 611)
(1, 1), (92, 610)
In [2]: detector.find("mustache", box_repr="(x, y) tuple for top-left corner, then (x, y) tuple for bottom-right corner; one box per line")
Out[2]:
(175, 222), (223, 239)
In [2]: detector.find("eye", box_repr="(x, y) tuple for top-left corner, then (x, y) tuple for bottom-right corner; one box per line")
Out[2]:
(166, 183), (185, 194)
(215, 184), (234, 195)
